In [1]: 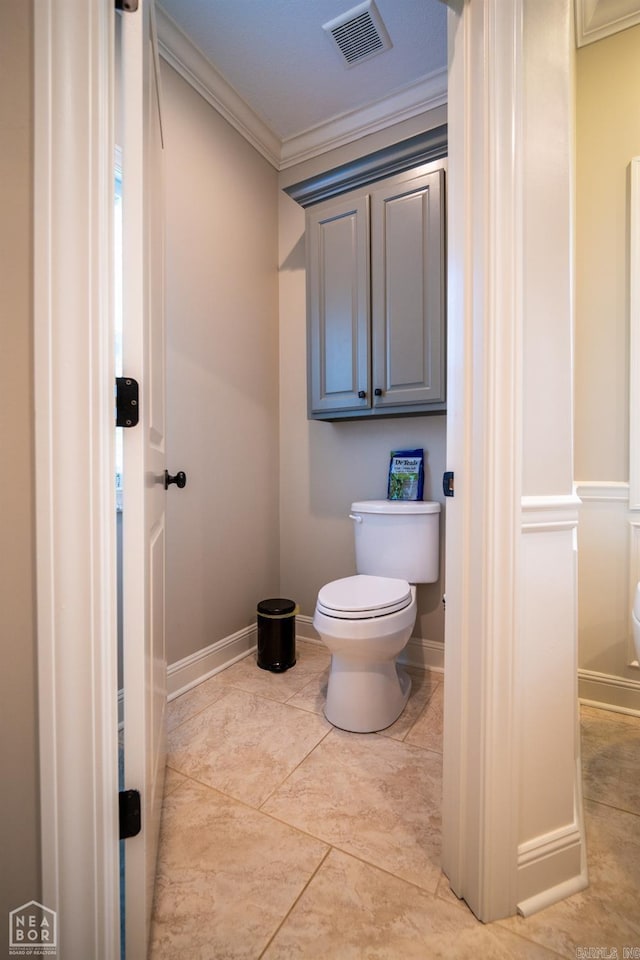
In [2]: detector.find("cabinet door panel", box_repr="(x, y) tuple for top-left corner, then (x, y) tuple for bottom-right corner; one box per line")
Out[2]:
(371, 168), (445, 407)
(307, 197), (370, 414)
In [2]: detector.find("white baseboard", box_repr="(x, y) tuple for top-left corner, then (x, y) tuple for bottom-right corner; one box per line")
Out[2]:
(122, 623), (257, 722)
(578, 668), (640, 716)
(517, 866), (589, 917)
(294, 614), (321, 643)
(163, 623), (638, 718)
(516, 820), (587, 915)
(167, 624), (257, 700)
(401, 637), (445, 673)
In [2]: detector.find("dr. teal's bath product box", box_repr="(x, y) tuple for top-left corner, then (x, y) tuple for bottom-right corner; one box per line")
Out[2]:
(387, 449), (424, 501)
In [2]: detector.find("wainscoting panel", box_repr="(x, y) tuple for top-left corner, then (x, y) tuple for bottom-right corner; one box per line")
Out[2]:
(575, 482), (640, 714)
(516, 495), (587, 909)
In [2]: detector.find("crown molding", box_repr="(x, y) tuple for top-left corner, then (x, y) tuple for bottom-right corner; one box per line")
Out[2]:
(156, 3), (447, 171)
(156, 5), (281, 168)
(575, 0), (640, 46)
(279, 69), (447, 169)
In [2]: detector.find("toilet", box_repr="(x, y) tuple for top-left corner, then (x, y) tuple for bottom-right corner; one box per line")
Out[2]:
(313, 499), (441, 733)
(632, 583), (640, 664)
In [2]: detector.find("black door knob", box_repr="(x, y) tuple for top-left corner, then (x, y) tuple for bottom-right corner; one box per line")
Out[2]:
(165, 470), (186, 490)
(358, 390), (366, 399)
(374, 388), (383, 396)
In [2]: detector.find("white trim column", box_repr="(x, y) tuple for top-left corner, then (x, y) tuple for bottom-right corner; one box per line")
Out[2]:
(34, 2), (119, 956)
(442, 0), (587, 921)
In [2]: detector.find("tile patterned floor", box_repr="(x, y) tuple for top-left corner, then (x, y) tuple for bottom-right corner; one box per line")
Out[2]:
(149, 641), (640, 959)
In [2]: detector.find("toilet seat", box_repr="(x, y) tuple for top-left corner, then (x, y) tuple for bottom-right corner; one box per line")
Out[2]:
(316, 574), (412, 620)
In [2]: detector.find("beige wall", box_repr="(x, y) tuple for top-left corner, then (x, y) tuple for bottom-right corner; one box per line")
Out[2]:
(575, 26), (640, 481)
(162, 70), (447, 659)
(162, 63), (281, 664)
(0, 0), (41, 934)
(575, 25), (640, 701)
(278, 114), (447, 647)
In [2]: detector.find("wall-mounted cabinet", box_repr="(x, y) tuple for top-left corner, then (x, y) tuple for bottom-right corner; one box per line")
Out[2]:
(305, 163), (446, 420)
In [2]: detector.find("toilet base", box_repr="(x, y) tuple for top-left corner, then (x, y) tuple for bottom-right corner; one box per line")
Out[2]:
(324, 657), (411, 733)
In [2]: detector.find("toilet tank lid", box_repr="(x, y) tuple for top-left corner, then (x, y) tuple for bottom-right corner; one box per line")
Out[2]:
(351, 499), (441, 515)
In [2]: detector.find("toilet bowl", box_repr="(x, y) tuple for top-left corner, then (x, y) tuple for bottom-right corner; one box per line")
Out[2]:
(314, 576), (416, 733)
(313, 499), (440, 733)
(632, 583), (640, 663)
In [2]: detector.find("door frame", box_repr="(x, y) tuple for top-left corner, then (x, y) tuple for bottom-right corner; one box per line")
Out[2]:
(32, 0), (584, 953)
(33, 1), (120, 955)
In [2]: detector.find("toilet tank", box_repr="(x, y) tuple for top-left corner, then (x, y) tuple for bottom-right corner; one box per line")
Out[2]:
(350, 500), (441, 583)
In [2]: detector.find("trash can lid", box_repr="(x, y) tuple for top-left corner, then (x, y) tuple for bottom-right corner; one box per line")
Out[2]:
(257, 598), (296, 616)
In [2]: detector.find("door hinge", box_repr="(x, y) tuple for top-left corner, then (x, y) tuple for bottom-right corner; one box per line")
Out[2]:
(115, 0), (139, 11)
(443, 471), (454, 498)
(115, 377), (139, 428)
(119, 789), (142, 840)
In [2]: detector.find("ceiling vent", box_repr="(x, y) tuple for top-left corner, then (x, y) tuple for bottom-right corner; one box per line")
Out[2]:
(323, 1), (393, 68)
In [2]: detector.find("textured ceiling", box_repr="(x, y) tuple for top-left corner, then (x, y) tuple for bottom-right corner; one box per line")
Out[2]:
(157, 0), (448, 142)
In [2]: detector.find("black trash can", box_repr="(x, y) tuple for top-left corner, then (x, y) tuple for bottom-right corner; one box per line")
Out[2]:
(256, 598), (297, 672)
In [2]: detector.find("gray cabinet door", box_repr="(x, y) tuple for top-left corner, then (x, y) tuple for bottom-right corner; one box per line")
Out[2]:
(370, 168), (445, 409)
(307, 195), (370, 415)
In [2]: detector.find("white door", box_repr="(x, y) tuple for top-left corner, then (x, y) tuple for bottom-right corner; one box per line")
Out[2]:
(119, 1), (167, 956)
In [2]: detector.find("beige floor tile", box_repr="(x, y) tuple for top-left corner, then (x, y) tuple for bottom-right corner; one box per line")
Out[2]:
(405, 681), (444, 753)
(377, 668), (441, 741)
(216, 640), (330, 704)
(154, 659), (640, 959)
(435, 871), (472, 911)
(149, 779), (328, 960)
(262, 849), (560, 960)
(499, 799), (640, 956)
(162, 766), (188, 797)
(581, 708), (640, 814)
(166, 673), (229, 732)
(285, 666), (329, 715)
(167, 687), (331, 807)
(262, 728), (443, 892)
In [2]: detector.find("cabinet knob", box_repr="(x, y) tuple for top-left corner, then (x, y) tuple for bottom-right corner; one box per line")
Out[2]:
(358, 390), (366, 399)
(374, 388), (383, 397)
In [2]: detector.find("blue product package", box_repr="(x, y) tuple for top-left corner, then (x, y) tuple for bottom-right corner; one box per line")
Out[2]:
(387, 449), (424, 501)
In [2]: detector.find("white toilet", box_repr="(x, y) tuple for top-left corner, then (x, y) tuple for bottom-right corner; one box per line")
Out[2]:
(313, 499), (441, 733)
(632, 583), (640, 664)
